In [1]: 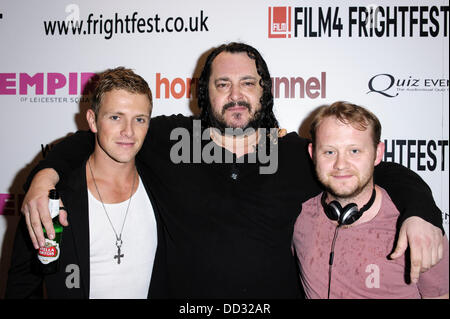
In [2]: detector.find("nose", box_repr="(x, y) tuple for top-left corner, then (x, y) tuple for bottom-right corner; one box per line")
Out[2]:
(229, 83), (243, 102)
(333, 152), (348, 170)
(121, 120), (134, 138)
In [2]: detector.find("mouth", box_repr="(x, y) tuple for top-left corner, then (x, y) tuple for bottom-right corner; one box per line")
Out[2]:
(226, 105), (248, 112)
(116, 141), (135, 148)
(222, 101), (251, 114)
(331, 174), (354, 180)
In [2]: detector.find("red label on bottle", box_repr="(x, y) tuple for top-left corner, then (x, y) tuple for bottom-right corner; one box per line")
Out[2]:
(39, 246), (57, 257)
(38, 238), (60, 264)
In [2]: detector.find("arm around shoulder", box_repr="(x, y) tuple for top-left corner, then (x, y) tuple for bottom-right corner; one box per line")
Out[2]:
(24, 130), (95, 191)
(374, 161), (443, 231)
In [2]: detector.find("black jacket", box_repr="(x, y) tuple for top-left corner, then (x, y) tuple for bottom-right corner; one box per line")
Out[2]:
(6, 158), (167, 299)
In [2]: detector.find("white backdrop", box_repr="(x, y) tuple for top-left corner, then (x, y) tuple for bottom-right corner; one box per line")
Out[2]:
(0, 0), (448, 297)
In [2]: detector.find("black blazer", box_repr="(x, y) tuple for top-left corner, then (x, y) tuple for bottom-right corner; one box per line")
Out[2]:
(6, 158), (167, 299)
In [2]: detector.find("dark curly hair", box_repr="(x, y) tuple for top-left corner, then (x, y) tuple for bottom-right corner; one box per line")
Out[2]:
(198, 42), (279, 130)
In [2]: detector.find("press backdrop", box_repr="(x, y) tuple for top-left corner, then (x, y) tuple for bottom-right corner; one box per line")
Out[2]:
(0, 0), (448, 296)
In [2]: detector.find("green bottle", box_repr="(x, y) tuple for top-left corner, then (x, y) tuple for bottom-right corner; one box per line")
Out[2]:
(37, 189), (63, 274)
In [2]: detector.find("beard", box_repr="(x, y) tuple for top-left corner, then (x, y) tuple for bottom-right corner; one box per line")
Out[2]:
(318, 167), (374, 201)
(208, 101), (264, 135)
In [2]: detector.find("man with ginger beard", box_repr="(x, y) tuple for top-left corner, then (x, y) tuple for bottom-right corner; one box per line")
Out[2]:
(293, 102), (448, 299)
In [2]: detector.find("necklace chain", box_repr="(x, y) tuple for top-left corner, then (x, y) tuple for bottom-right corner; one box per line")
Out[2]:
(88, 159), (136, 263)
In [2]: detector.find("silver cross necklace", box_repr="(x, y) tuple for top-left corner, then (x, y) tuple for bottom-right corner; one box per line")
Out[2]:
(88, 159), (136, 264)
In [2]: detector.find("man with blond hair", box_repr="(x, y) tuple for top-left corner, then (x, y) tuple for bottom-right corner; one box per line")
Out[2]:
(6, 67), (161, 299)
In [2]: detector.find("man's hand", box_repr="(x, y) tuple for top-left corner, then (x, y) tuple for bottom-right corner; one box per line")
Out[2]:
(21, 168), (67, 249)
(390, 216), (444, 283)
(277, 128), (287, 138)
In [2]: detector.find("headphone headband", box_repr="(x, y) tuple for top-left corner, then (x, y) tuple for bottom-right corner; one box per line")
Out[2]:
(321, 188), (376, 226)
(358, 188), (377, 215)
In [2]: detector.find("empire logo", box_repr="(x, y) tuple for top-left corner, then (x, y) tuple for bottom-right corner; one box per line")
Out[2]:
(0, 193), (24, 216)
(268, 7), (292, 38)
(0, 72), (98, 95)
(0, 193), (15, 215)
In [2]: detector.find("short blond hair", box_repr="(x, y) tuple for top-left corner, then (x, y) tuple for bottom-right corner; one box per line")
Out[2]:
(91, 67), (152, 117)
(310, 101), (381, 148)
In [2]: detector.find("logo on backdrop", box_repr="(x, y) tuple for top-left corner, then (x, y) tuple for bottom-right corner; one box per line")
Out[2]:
(267, 5), (449, 38)
(43, 4), (209, 40)
(0, 72), (98, 103)
(383, 139), (448, 172)
(268, 7), (292, 38)
(367, 73), (449, 97)
(383, 138), (449, 228)
(155, 72), (327, 100)
(0, 194), (24, 216)
(1, 71), (327, 101)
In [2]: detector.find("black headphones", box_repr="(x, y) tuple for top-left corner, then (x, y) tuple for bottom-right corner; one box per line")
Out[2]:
(321, 188), (376, 226)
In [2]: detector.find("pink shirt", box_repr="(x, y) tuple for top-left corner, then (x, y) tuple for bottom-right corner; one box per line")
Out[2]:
(293, 187), (449, 299)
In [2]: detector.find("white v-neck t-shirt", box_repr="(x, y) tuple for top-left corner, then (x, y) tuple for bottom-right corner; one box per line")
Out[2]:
(88, 176), (157, 299)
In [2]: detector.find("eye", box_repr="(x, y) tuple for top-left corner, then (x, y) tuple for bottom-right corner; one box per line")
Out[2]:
(243, 81), (255, 87)
(136, 117), (146, 124)
(216, 82), (229, 89)
(350, 149), (360, 154)
(324, 150), (335, 156)
(110, 115), (120, 121)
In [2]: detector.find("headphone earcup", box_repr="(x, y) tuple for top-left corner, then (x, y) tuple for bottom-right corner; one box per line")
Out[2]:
(323, 200), (342, 222)
(320, 191), (370, 226)
(339, 203), (362, 226)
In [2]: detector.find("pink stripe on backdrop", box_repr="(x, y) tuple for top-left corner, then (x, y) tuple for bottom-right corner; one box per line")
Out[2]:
(0, 193), (15, 215)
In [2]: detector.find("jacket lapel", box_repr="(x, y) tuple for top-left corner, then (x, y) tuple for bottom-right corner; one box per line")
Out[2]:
(61, 161), (91, 298)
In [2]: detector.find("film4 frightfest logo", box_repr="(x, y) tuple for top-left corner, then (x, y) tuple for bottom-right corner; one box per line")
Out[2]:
(268, 7), (292, 38)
